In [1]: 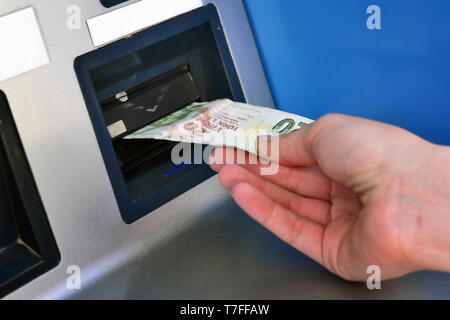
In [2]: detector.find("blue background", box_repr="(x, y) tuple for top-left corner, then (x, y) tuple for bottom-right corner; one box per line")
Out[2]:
(244, 0), (450, 145)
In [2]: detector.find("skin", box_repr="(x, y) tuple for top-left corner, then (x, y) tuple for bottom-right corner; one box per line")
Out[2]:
(209, 114), (450, 281)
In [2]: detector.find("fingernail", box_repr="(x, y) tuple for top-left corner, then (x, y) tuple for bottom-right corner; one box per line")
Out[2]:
(207, 148), (217, 165)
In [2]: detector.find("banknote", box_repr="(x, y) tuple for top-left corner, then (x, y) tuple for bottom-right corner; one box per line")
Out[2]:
(125, 99), (314, 154)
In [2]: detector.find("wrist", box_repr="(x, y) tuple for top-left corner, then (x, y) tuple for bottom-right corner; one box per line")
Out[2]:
(406, 142), (450, 272)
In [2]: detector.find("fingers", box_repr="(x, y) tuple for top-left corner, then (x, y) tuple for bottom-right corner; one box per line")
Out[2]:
(219, 164), (331, 225)
(231, 182), (325, 266)
(209, 147), (332, 201)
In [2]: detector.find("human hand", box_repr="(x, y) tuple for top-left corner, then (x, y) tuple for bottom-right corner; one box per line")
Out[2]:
(209, 114), (450, 281)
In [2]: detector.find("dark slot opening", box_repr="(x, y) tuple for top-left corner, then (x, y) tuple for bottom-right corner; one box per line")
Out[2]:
(99, 63), (205, 200)
(100, 64), (201, 140)
(0, 92), (59, 297)
(100, 0), (130, 8)
(0, 141), (40, 256)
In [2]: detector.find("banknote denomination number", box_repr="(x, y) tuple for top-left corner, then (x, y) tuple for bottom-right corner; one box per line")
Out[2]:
(271, 118), (295, 135)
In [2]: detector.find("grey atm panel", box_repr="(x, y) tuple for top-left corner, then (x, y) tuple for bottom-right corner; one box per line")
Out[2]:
(75, 5), (245, 223)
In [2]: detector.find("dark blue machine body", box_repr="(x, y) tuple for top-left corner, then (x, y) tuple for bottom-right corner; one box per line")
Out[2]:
(244, 0), (450, 145)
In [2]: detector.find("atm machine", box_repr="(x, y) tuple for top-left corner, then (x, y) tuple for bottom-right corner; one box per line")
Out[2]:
(1, 0), (449, 299)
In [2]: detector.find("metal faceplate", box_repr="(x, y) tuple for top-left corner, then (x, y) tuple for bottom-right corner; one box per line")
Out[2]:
(2, 0), (449, 299)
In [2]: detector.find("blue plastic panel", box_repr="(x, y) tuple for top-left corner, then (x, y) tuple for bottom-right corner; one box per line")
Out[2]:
(244, 0), (450, 145)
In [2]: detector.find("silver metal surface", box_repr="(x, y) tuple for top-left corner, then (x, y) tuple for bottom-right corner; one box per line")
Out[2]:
(2, 0), (449, 299)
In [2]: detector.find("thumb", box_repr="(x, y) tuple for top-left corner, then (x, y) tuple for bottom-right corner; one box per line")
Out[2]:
(256, 113), (376, 188)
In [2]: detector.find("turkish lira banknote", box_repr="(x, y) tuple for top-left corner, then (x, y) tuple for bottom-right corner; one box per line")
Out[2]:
(125, 99), (314, 154)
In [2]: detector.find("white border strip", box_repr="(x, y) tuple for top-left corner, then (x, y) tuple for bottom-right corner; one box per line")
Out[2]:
(0, 7), (50, 82)
(87, 0), (203, 47)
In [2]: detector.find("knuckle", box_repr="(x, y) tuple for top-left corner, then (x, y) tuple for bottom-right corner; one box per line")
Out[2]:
(287, 218), (304, 247)
(287, 194), (298, 212)
(262, 203), (278, 227)
(219, 165), (241, 187)
(315, 113), (346, 127)
(309, 114), (347, 144)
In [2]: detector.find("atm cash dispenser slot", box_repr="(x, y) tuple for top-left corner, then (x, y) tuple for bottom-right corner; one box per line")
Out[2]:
(75, 5), (245, 223)
(0, 92), (59, 298)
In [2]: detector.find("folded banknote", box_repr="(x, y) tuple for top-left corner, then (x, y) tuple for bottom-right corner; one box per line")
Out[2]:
(125, 99), (314, 154)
